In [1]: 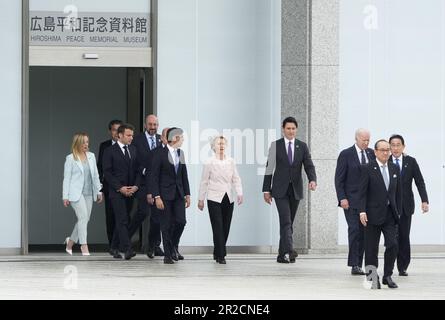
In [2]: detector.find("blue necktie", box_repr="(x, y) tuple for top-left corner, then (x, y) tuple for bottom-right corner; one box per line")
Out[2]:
(150, 136), (155, 150)
(174, 150), (179, 174)
(395, 158), (401, 173)
(287, 142), (293, 165)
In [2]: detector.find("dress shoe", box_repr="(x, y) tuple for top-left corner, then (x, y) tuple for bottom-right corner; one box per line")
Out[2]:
(216, 258), (226, 264)
(146, 250), (154, 259)
(276, 256), (290, 264)
(64, 237), (72, 255)
(382, 276), (398, 289)
(175, 248), (184, 260)
(164, 257), (174, 264)
(171, 252), (179, 261)
(351, 266), (365, 275)
(289, 250), (298, 263)
(154, 247), (165, 257)
(108, 248), (115, 256)
(398, 270), (408, 277)
(125, 250), (136, 260)
(112, 249), (122, 259)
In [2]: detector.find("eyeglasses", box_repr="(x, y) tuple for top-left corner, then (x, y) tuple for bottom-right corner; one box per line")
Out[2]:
(376, 149), (390, 153)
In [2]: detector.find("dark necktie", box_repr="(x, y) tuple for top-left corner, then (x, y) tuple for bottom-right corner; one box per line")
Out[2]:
(123, 145), (130, 162)
(150, 136), (155, 150)
(360, 150), (366, 165)
(395, 158), (401, 173)
(287, 142), (293, 165)
(174, 150), (180, 174)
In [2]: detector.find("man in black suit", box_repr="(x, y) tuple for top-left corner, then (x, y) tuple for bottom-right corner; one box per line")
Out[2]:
(127, 115), (164, 258)
(103, 124), (141, 260)
(335, 128), (375, 275)
(150, 127), (191, 264)
(97, 119), (123, 247)
(389, 134), (429, 276)
(263, 117), (317, 264)
(359, 139), (402, 289)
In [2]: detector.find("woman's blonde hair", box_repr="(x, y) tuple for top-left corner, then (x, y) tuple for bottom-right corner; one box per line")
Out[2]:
(210, 135), (228, 152)
(71, 132), (89, 161)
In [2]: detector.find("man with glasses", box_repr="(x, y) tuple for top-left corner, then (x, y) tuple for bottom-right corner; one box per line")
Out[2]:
(359, 140), (402, 289)
(389, 134), (429, 277)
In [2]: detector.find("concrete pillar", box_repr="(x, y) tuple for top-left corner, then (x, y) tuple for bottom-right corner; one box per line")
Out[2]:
(282, 0), (339, 253)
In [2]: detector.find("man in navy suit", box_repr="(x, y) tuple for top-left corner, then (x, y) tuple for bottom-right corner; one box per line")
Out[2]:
(389, 134), (429, 276)
(127, 115), (164, 257)
(335, 129), (375, 275)
(359, 139), (402, 289)
(103, 123), (141, 260)
(263, 117), (317, 264)
(150, 127), (191, 264)
(97, 119), (123, 248)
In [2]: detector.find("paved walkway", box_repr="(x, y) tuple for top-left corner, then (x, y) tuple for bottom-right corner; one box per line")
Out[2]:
(0, 253), (444, 299)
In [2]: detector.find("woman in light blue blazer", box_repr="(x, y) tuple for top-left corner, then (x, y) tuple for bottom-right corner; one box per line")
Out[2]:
(63, 133), (103, 256)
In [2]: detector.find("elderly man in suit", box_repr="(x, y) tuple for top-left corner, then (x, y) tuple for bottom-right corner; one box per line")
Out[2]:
(150, 127), (191, 264)
(335, 128), (375, 275)
(389, 134), (429, 276)
(359, 139), (402, 289)
(103, 123), (141, 260)
(263, 117), (317, 264)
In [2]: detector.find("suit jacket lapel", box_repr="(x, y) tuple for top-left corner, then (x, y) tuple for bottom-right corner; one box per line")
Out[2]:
(292, 140), (301, 166)
(351, 145), (361, 166)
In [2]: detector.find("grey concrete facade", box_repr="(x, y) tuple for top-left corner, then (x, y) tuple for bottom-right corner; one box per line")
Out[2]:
(282, 0), (339, 253)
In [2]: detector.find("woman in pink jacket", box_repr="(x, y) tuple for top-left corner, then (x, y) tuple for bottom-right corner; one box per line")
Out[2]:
(198, 136), (243, 264)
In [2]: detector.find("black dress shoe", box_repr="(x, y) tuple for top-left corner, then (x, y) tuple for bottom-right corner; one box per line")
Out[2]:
(154, 247), (165, 257)
(108, 248), (115, 256)
(164, 257), (174, 264)
(399, 270), (408, 276)
(382, 276), (398, 289)
(175, 248), (184, 260)
(277, 256), (290, 264)
(112, 249), (122, 259)
(289, 250), (298, 263)
(125, 250), (136, 260)
(351, 266), (365, 275)
(216, 258), (227, 264)
(146, 250), (154, 259)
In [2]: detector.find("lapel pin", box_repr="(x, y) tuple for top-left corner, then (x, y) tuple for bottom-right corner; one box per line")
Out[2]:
(393, 174), (397, 178)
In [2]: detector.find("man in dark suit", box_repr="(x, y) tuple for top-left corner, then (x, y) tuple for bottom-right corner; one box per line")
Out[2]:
(127, 115), (164, 258)
(359, 139), (402, 289)
(263, 117), (317, 264)
(389, 134), (429, 276)
(97, 119), (123, 248)
(103, 123), (141, 260)
(335, 128), (375, 275)
(150, 127), (191, 264)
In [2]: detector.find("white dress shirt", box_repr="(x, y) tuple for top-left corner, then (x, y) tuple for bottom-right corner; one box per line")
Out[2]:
(376, 159), (390, 185)
(166, 144), (179, 167)
(145, 131), (157, 150)
(117, 141), (131, 158)
(198, 155), (243, 203)
(355, 144), (369, 164)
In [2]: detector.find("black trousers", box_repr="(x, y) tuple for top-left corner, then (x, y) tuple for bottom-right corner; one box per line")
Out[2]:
(128, 192), (151, 240)
(364, 206), (398, 278)
(103, 190), (115, 245)
(110, 196), (134, 252)
(397, 211), (412, 272)
(149, 206), (162, 250)
(344, 208), (365, 267)
(274, 184), (300, 257)
(208, 193), (234, 259)
(160, 192), (186, 259)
